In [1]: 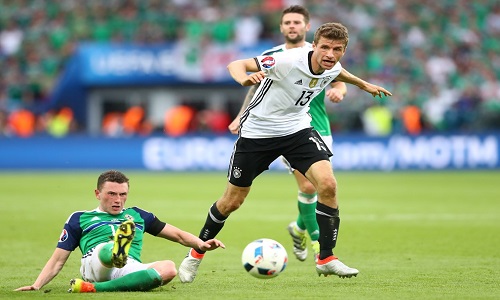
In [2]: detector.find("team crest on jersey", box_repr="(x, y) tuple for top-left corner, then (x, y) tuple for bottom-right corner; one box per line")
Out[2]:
(260, 56), (275, 69)
(320, 76), (333, 88)
(59, 229), (68, 242)
(309, 78), (318, 88)
(125, 214), (134, 221)
(233, 167), (242, 178)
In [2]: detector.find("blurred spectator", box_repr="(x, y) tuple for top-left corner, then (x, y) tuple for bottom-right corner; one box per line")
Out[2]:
(445, 85), (482, 131)
(123, 106), (153, 136)
(0, 109), (8, 136)
(101, 106), (153, 137)
(0, 19), (24, 56)
(195, 109), (231, 134)
(486, 3), (500, 34)
(425, 47), (457, 86)
(361, 103), (392, 136)
(234, 7), (263, 47)
(8, 109), (35, 137)
(422, 85), (458, 131)
(46, 107), (74, 137)
(102, 112), (124, 137)
(164, 105), (196, 137)
(401, 105), (422, 135)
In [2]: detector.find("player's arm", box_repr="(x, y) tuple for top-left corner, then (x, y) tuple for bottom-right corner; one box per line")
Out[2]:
(336, 68), (392, 98)
(228, 84), (258, 134)
(326, 81), (347, 103)
(15, 248), (71, 291)
(156, 223), (225, 252)
(227, 58), (266, 86)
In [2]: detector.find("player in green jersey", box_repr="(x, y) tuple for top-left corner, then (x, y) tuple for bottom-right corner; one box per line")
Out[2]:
(15, 170), (225, 293)
(228, 5), (346, 263)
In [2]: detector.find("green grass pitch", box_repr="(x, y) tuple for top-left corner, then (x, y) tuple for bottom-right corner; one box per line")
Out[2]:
(1, 171), (499, 299)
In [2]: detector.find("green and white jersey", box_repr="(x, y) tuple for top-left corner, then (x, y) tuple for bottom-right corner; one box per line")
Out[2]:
(259, 43), (331, 137)
(57, 207), (165, 263)
(308, 89), (330, 136)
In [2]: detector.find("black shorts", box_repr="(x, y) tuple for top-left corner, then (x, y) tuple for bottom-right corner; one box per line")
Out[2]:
(228, 128), (332, 187)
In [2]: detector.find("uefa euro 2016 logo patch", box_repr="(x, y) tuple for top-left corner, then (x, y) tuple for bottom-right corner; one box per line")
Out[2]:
(261, 56), (275, 69)
(59, 229), (68, 242)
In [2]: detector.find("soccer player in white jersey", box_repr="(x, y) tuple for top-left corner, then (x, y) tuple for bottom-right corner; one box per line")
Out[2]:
(228, 5), (347, 263)
(178, 22), (391, 282)
(15, 170), (224, 293)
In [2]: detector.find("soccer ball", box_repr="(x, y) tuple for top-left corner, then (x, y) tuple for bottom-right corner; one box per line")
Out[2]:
(241, 238), (288, 279)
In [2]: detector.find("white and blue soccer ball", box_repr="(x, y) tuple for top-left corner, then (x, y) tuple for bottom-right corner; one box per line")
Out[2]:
(241, 238), (288, 279)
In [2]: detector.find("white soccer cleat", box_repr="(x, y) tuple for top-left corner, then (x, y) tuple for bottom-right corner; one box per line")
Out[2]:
(316, 256), (359, 278)
(287, 221), (308, 261)
(178, 248), (204, 283)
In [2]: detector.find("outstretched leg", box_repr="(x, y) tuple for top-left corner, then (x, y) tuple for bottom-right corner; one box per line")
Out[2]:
(179, 183), (250, 283)
(68, 269), (163, 293)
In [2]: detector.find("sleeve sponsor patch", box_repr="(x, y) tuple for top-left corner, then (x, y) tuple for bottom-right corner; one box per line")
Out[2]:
(260, 56), (275, 69)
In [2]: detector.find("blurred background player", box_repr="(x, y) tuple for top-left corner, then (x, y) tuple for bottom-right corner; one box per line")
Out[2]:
(228, 5), (347, 263)
(15, 170), (224, 293)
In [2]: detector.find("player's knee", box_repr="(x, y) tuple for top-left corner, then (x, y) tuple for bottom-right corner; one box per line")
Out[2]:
(316, 177), (337, 197)
(155, 260), (177, 282)
(299, 181), (316, 195)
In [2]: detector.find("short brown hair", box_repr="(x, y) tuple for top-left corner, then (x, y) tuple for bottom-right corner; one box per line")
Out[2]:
(281, 5), (310, 24)
(97, 170), (129, 190)
(313, 22), (349, 48)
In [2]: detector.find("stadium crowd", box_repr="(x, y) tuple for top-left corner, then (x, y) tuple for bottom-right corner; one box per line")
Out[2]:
(1, 0), (500, 137)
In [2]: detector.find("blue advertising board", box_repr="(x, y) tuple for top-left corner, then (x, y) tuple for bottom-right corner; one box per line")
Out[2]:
(1, 134), (498, 171)
(77, 42), (274, 86)
(46, 42), (276, 126)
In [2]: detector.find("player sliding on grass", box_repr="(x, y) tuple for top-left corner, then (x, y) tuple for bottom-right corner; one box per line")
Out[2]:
(179, 22), (391, 283)
(15, 170), (224, 293)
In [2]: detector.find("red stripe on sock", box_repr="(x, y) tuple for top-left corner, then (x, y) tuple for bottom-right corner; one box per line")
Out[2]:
(190, 248), (205, 259)
(317, 255), (338, 265)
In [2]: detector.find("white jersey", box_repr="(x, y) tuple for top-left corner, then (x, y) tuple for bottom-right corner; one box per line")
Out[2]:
(261, 42), (312, 56)
(239, 47), (342, 138)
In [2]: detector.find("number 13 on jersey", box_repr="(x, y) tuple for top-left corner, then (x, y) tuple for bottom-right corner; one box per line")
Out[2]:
(295, 90), (315, 106)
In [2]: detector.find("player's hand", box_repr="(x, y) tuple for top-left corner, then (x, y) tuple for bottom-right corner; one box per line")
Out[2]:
(326, 88), (345, 103)
(240, 71), (266, 86)
(15, 286), (38, 291)
(199, 238), (226, 251)
(362, 83), (392, 98)
(228, 117), (240, 134)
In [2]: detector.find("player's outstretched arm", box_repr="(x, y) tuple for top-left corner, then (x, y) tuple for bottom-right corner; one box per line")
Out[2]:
(336, 68), (392, 98)
(157, 224), (226, 251)
(15, 248), (71, 291)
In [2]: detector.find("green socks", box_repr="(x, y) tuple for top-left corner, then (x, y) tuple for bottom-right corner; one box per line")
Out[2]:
(98, 242), (114, 267)
(93, 269), (162, 292)
(296, 192), (320, 242)
(96, 243), (163, 292)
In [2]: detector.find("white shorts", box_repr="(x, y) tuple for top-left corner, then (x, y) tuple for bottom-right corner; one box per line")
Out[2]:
(80, 242), (154, 282)
(281, 135), (333, 173)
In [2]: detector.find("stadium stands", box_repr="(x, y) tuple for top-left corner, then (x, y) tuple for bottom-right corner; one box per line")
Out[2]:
(0, 0), (499, 137)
